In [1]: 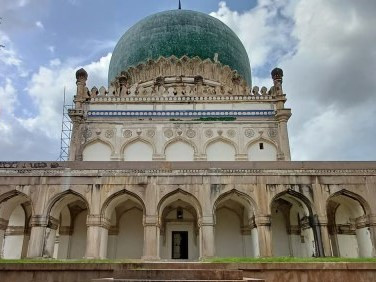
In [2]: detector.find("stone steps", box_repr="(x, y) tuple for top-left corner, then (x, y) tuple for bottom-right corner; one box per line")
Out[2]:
(92, 268), (264, 282)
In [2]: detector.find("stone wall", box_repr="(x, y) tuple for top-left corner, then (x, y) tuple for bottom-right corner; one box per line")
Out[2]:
(0, 161), (376, 260)
(0, 263), (375, 282)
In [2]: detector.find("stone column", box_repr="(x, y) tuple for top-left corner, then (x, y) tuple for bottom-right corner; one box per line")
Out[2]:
(199, 216), (215, 259)
(0, 218), (8, 258)
(368, 214), (376, 257)
(312, 215), (332, 257)
(43, 217), (59, 258)
(255, 215), (272, 257)
(27, 216), (48, 258)
(142, 216), (160, 260)
(85, 215), (109, 259)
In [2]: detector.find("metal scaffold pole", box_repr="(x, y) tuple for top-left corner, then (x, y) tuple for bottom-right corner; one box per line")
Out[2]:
(58, 88), (73, 161)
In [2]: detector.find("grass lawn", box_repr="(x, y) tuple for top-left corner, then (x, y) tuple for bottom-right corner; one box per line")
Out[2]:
(205, 257), (376, 263)
(0, 257), (376, 263)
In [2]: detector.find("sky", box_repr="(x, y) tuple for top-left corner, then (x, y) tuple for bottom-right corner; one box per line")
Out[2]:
(0, 0), (375, 161)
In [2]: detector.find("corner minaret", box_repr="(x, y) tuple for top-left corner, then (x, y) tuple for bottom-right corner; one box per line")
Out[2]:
(272, 68), (292, 160)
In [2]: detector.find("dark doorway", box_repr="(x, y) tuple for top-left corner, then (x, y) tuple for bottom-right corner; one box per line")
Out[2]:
(172, 231), (188, 259)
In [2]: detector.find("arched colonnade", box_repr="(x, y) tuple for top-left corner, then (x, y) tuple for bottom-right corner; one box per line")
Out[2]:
(0, 187), (375, 259)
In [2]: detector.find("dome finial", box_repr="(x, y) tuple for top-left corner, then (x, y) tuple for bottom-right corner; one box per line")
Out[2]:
(178, 0), (181, 10)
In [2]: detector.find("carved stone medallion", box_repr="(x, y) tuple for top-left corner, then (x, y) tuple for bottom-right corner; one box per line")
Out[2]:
(268, 128), (278, 139)
(227, 129), (236, 138)
(105, 129), (115, 138)
(123, 130), (132, 138)
(205, 129), (213, 138)
(186, 129), (196, 138)
(164, 129), (173, 138)
(146, 129), (155, 138)
(244, 129), (255, 138)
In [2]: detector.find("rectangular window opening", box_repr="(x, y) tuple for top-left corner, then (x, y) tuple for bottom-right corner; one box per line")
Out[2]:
(259, 142), (264, 150)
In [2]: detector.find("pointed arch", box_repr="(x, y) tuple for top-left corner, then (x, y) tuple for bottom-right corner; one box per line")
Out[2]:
(81, 137), (114, 161)
(0, 191), (33, 221)
(45, 190), (90, 219)
(101, 189), (146, 221)
(270, 189), (316, 216)
(163, 137), (198, 161)
(163, 137), (198, 155)
(327, 189), (371, 215)
(121, 137), (155, 161)
(247, 137), (278, 161)
(157, 188), (202, 219)
(213, 189), (258, 219)
(204, 136), (239, 155)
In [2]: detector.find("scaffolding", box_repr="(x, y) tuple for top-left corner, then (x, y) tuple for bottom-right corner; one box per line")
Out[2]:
(58, 89), (73, 161)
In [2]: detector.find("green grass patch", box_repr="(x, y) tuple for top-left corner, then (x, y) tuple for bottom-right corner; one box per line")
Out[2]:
(205, 257), (376, 263)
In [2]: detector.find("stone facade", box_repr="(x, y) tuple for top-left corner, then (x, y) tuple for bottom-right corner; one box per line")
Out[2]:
(0, 161), (376, 259)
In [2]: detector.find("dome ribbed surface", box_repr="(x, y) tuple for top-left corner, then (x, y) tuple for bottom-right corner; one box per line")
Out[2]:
(108, 10), (252, 86)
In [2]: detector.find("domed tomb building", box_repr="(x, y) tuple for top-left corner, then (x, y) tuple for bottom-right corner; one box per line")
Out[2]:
(0, 9), (375, 262)
(69, 10), (291, 163)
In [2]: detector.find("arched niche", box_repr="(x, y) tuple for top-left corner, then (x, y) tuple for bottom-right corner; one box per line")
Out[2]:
(327, 191), (373, 258)
(101, 191), (145, 259)
(248, 139), (277, 161)
(213, 190), (258, 257)
(165, 141), (195, 161)
(44, 191), (89, 259)
(82, 140), (112, 161)
(270, 192), (316, 257)
(157, 190), (202, 260)
(206, 141), (236, 161)
(124, 141), (153, 161)
(0, 192), (31, 259)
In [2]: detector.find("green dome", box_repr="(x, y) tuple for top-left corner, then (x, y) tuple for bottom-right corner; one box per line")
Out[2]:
(108, 10), (252, 86)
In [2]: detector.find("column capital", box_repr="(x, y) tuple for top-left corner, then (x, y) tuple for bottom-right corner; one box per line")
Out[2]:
(198, 216), (214, 227)
(368, 214), (376, 226)
(86, 214), (110, 230)
(313, 215), (329, 226)
(275, 109), (292, 122)
(144, 215), (159, 227)
(30, 215), (49, 227)
(255, 215), (271, 226)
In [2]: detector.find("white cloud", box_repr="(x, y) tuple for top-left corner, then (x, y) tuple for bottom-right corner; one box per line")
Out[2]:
(0, 79), (18, 115)
(35, 21), (44, 29)
(47, 45), (55, 54)
(0, 53), (112, 160)
(213, 0), (376, 160)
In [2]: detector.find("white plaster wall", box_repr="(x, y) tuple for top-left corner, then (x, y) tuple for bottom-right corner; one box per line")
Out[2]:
(69, 210), (87, 259)
(206, 142), (235, 161)
(337, 234), (358, 257)
(107, 235), (117, 259)
(165, 142), (194, 161)
(124, 142), (153, 161)
(248, 142), (277, 161)
(356, 227), (373, 257)
(251, 228), (260, 257)
(116, 209), (144, 259)
(271, 208), (290, 256)
(335, 202), (363, 257)
(57, 234), (70, 259)
(215, 208), (243, 257)
(83, 142), (112, 161)
(3, 205), (25, 259)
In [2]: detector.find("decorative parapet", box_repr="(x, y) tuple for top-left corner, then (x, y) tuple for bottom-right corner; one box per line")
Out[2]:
(84, 56), (274, 99)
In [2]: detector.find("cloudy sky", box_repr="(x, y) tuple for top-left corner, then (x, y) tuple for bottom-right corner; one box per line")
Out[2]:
(0, 0), (375, 161)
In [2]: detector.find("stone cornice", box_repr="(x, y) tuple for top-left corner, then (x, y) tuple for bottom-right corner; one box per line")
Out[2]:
(0, 161), (376, 178)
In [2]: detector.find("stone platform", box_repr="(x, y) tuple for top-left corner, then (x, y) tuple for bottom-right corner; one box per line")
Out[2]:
(1, 262), (376, 282)
(92, 268), (263, 282)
